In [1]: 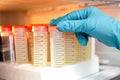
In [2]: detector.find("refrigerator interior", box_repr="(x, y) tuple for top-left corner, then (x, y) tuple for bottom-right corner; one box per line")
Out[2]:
(0, 1), (119, 66)
(0, 1), (120, 80)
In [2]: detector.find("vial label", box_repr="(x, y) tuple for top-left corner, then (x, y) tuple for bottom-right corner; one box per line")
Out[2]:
(33, 32), (48, 67)
(64, 33), (76, 64)
(14, 32), (28, 63)
(75, 37), (91, 62)
(50, 32), (65, 67)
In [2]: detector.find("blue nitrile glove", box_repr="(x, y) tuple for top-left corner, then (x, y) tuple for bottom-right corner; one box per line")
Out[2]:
(50, 6), (120, 50)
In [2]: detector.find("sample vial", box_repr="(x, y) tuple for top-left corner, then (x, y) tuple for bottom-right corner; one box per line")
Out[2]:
(49, 26), (65, 67)
(64, 33), (76, 64)
(13, 25), (28, 63)
(0, 26), (15, 63)
(75, 37), (92, 62)
(32, 24), (48, 67)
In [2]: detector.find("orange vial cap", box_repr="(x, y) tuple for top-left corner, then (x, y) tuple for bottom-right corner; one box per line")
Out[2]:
(27, 25), (32, 31)
(32, 24), (48, 32)
(1, 26), (12, 32)
(48, 26), (60, 32)
(13, 25), (27, 32)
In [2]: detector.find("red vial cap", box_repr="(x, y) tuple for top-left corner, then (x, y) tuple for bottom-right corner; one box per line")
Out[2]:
(1, 25), (12, 32)
(27, 25), (32, 31)
(13, 25), (27, 32)
(32, 24), (48, 32)
(48, 26), (60, 32)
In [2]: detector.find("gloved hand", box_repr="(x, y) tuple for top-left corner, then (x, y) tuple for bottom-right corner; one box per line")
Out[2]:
(50, 6), (120, 50)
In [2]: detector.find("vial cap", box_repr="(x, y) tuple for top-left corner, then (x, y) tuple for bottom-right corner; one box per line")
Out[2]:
(13, 25), (27, 32)
(27, 25), (32, 31)
(1, 26), (12, 32)
(32, 24), (48, 32)
(48, 26), (60, 32)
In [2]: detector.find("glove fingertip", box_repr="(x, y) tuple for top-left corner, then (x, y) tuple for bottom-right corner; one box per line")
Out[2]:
(57, 22), (66, 31)
(75, 33), (88, 46)
(57, 21), (71, 32)
(50, 19), (56, 26)
(79, 40), (88, 46)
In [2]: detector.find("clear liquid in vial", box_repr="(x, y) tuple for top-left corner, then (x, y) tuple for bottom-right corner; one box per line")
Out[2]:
(32, 24), (48, 67)
(13, 26), (28, 63)
(1, 26), (15, 63)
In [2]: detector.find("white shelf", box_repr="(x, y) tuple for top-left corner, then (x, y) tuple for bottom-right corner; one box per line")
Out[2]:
(0, 57), (99, 80)
(81, 65), (120, 80)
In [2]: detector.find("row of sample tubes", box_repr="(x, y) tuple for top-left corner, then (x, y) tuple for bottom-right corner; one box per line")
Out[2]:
(0, 24), (93, 67)
(49, 26), (93, 67)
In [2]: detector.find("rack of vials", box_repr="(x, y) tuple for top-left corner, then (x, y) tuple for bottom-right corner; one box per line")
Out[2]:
(0, 24), (97, 68)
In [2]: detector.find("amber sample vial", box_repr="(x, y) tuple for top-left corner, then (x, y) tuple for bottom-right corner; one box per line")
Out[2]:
(75, 38), (92, 62)
(13, 25), (28, 63)
(65, 33), (92, 64)
(1, 26), (15, 63)
(64, 32), (76, 64)
(32, 24), (48, 67)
